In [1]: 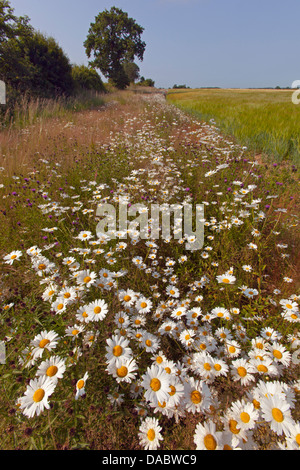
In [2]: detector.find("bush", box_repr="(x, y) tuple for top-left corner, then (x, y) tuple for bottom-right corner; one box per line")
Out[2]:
(71, 65), (106, 93)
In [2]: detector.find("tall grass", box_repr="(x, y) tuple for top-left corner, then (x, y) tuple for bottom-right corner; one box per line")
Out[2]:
(0, 89), (106, 130)
(167, 88), (300, 164)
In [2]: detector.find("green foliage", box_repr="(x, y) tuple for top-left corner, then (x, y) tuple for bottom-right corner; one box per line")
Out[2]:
(138, 77), (155, 87)
(84, 7), (146, 89)
(123, 61), (140, 84)
(0, 1), (74, 107)
(71, 65), (106, 93)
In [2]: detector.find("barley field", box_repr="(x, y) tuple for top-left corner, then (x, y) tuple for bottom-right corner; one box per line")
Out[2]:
(0, 89), (299, 450)
(167, 88), (300, 165)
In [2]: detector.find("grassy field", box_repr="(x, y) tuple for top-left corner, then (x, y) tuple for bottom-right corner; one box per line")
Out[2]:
(167, 88), (300, 164)
(0, 89), (299, 450)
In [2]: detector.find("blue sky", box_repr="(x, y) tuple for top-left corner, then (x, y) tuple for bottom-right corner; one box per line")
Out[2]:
(8, 0), (300, 89)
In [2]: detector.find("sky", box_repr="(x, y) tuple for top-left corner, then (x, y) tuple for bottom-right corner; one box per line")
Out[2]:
(8, 0), (300, 89)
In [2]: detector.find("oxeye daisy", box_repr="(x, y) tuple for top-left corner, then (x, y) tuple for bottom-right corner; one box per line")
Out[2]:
(260, 395), (295, 436)
(211, 357), (229, 378)
(166, 285), (180, 298)
(284, 422), (300, 450)
(135, 296), (153, 314)
(194, 420), (223, 450)
(211, 307), (230, 320)
(215, 327), (233, 343)
(231, 358), (256, 386)
(216, 273), (236, 285)
(221, 410), (248, 444)
(138, 417), (163, 450)
(75, 305), (92, 323)
(141, 332), (160, 353)
(170, 306), (187, 320)
(131, 314), (147, 329)
(3, 250), (22, 265)
(77, 230), (93, 241)
(179, 328), (195, 348)
(65, 324), (85, 340)
(75, 269), (97, 288)
(105, 335), (133, 366)
(224, 340), (241, 358)
(261, 327), (282, 342)
(267, 342), (291, 367)
(42, 283), (58, 302)
(19, 376), (56, 418)
(243, 287), (259, 299)
(75, 372), (89, 400)
(106, 357), (137, 383)
(30, 330), (59, 360)
(58, 286), (77, 303)
(141, 364), (171, 407)
(36, 356), (66, 384)
(108, 389), (124, 407)
(191, 351), (215, 381)
(229, 400), (259, 431)
(118, 289), (137, 307)
(86, 299), (108, 321)
(249, 356), (278, 377)
(183, 376), (211, 413)
(51, 297), (67, 315)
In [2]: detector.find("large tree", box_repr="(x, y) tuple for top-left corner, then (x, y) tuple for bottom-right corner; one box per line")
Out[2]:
(84, 7), (146, 89)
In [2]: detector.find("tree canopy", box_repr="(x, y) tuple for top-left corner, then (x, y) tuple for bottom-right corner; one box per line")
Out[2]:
(84, 7), (146, 89)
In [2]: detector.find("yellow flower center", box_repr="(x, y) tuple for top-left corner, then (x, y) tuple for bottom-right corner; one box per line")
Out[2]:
(296, 434), (300, 446)
(272, 408), (284, 422)
(228, 346), (236, 354)
(113, 345), (123, 357)
(156, 356), (163, 364)
(240, 412), (250, 423)
(39, 338), (50, 348)
(165, 367), (171, 374)
(145, 339), (152, 347)
(191, 390), (202, 404)
(204, 362), (211, 371)
(33, 389), (45, 403)
(94, 306), (102, 314)
(257, 364), (268, 373)
(204, 434), (217, 450)
(57, 303), (64, 310)
(147, 429), (156, 441)
(83, 276), (91, 283)
(77, 379), (85, 389)
(273, 349), (283, 359)
(116, 366), (128, 378)
(229, 419), (240, 434)
(72, 329), (79, 336)
(169, 385), (176, 396)
(214, 364), (221, 371)
(11, 255), (17, 260)
(237, 366), (247, 377)
(222, 278), (230, 284)
(123, 295), (131, 302)
(170, 290), (175, 295)
(140, 302), (147, 309)
(150, 378), (161, 392)
(38, 264), (46, 271)
(252, 399), (260, 410)
(46, 365), (58, 377)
